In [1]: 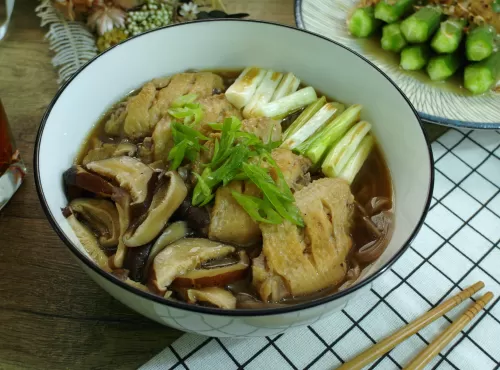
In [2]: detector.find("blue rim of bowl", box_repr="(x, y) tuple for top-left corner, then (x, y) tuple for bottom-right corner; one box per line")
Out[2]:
(34, 19), (434, 317)
(294, 0), (500, 130)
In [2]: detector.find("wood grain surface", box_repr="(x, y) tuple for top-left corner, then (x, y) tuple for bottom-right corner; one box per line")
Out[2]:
(0, 1), (294, 369)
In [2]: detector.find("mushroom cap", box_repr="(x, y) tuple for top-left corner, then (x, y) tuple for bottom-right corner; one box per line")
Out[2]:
(149, 238), (235, 294)
(85, 156), (155, 205)
(123, 171), (188, 247)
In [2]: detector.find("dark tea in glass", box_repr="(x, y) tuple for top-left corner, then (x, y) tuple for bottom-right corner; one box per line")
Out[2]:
(0, 100), (26, 210)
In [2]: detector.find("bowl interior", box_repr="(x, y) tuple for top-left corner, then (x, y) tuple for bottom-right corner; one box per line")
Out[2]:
(36, 20), (432, 313)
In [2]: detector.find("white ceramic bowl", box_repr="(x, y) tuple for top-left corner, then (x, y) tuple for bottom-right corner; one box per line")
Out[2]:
(35, 20), (433, 338)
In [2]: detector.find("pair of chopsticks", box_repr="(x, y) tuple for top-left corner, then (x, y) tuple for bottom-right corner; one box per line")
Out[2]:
(338, 281), (493, 370)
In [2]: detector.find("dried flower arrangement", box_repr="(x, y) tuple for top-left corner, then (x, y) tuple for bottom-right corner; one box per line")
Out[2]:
(35, 0), (248, 83)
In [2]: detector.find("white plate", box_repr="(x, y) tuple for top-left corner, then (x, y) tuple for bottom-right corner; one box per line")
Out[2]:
(295, 0), (500, 129)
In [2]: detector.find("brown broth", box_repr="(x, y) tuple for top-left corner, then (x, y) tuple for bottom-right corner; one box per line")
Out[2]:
(72, 69), (394, 304)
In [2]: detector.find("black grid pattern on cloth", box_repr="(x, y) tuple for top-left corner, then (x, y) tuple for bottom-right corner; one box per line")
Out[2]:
(140, 128), (500, 370)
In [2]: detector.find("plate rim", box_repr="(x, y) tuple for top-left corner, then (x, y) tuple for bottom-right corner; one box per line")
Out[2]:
(294, 0), (500, 130)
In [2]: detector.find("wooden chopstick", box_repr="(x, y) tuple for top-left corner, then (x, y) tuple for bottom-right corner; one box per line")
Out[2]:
(403, 291), (494, 370)
(337, 281), (485, 370)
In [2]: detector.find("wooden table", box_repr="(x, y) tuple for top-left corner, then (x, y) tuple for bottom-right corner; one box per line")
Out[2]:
(0, 1), (295, 369)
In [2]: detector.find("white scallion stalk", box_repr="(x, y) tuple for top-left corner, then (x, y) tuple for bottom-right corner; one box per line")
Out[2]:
(281, 102), (345, 150)
(338, 134), (374, 184)
(271, 72), (301, 101)
(321, 120), (372, 178)
(283, 97), (326, 140)
(254, 86), (318, 119)
(242, 70), (284, 118)
(298, 104), (363, 165)
(225, 67), (267, 109)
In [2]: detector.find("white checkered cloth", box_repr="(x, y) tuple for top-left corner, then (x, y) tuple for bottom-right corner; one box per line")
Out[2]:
(141, 128), (500, 370)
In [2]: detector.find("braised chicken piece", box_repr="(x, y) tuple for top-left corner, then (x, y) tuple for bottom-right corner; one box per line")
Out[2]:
(207, 148), (311, 246)
(270, 148), (312, 192)
(208, 181), (262, 246)
(241, 117), (282, 143)
(192, 94), (243, 136)
(104, 72), (224, 140)
(149, 72), (224, 128)
(124, 82), (157, 139)
(252, 178), (354, 302)
(189, 72), (225, 97)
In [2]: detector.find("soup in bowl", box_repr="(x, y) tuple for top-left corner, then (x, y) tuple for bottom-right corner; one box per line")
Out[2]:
(35, 20), (433, 337)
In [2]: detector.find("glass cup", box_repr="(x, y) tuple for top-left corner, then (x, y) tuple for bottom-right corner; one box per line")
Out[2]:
(0, 99), (26, 211)
(0, 0), (14, 41)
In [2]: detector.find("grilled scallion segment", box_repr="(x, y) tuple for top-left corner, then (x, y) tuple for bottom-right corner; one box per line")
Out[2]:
(281, 102), (345, 150)
(243, 70), (283, 118)
(381, 22), (407, 53)
(339, 135), (375, 184)
(431, 18), (467, 54)
(400, 44), (431, 70)
(255, 87), (318, 119)
(283, 97), (326, 140)
(427, 53), (461, 81)
(348, 6), (382, 38)
(465, 25), (496, 62)
(400, 6), (442, 43)
(272, 72), (301, 101)
(321, 121), (372, 178)
(296, 104), (363, 165)
(375, 0), (415, 23)
(464, 51), (500, 94)
(225, 67), (266, 109)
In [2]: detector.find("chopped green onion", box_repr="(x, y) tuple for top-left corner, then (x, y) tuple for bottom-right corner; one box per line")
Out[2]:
(171, 93), (198, 108)
(207, 116), (241, 132)
(192, 144), (251, 206)
(242, 163), (303, 227)
(168, 101), (204, 127)
(338, 134), (374, 184)
(283, 96), (326, 140)
(225, 67), (267, 110)
(321, 121), (372, 178)
(168, 106), (195, 118)
(192, 172), (214, 205)
(493, 0), (500, 12)
(231, 192), (283, 224)
(296, 104), (363, 165)
(271, 72), (301, 101)
(261, 153), (295, 201)
(167, 139), (188, 171)
(209, 117), (241, 168)
(281, 102), (345, 150)
(243, 70), (283, 118)
(167, 122), (206, 171)
(215, 145), (251, 186)
(254, 87), (318, 119)
(172, 122), (209, 141)
(242, 163), (294, 203)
